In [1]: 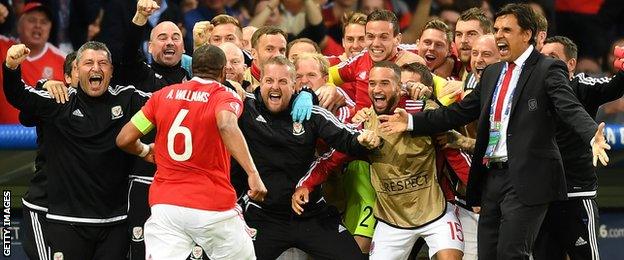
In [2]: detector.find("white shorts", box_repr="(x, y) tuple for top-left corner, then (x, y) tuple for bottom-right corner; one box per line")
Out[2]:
(144, 204), (255, 260)
(369, 203), (464, 259)
(455, 203), (479, 260)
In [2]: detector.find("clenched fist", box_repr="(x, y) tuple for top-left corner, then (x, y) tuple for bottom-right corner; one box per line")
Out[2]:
(6, 44), (30, 70)
(193, 21), (214, 50)
(133, 0), (160, 26)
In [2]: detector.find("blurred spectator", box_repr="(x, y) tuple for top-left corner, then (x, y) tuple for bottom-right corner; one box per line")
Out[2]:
(597, 98), (624, 124)
(359, 0), (411, 30)
(0, 2), (65, 123)
(321, 0), (357, 55)
(241, 25), (257, 53)
(0, 0), (16, 36)
(180, 0), (198, 13)
(251, 0), (325, 46)
(607, 38), (624, 76)
(286, 37), (320, 61)
(556, 0), (607, 61)
(438, 6), (460, 32)
(576, 57), (604, 77)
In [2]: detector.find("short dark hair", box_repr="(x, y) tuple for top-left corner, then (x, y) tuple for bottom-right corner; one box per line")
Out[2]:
(372, 61), (401, 84)
(251, 26), (287, 49)
(400, 62), (434, 88)
(458, 7), (493, 34)
(545, 36), (578, 60)
(76, 41), (112, 64)
(421, 18), (453, 45)
(367, 9), (400, 36)
(192, 44), (226, 79)
(286, 38), (320, 57)
(63, 51), (77, 77)
(495, 3), (537, 45)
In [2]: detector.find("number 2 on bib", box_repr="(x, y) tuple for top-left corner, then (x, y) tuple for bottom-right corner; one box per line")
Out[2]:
(168, 109), (193, 161)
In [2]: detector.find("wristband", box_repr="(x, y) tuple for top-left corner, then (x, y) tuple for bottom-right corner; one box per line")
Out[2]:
(138, 143), (150, 158)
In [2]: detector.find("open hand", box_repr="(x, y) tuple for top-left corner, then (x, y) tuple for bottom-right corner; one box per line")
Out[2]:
(592, 122), (611, 166)
(378, 108), (410, 134)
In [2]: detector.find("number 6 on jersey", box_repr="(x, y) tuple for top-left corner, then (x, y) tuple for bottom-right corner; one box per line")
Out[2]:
(168, 109), (193, 161)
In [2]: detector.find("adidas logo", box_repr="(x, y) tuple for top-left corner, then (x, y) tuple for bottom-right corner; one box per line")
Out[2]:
(338, 224), (347, 233)
(575, 236), (587, 246)
(72, 109), (84, 117)
(256, 115), (267, 123)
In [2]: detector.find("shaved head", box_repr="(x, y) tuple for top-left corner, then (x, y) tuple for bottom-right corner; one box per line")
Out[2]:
(219, 42), (247, 83)
(148, 21), (185, 67)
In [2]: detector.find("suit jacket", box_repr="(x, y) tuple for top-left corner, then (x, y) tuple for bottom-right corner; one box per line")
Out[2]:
(411, 49), (598, 206)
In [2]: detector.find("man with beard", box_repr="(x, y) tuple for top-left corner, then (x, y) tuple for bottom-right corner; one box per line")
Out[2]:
(378, 4), (611, 259)
(234, 56), (380, 260)
(328, 9), (425, 112)
(294, 62), (464, 260)
(454, 8), (493, 83)
(4, 41), (150, 259)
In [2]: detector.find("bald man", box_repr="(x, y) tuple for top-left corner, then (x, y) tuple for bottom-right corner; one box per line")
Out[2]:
(465, 35), (501, 91)
(114, 0), (192, 259)
(219, 42), (248, 87)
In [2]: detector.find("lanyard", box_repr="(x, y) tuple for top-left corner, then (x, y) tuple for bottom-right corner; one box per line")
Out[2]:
(489, 63), (520, 130)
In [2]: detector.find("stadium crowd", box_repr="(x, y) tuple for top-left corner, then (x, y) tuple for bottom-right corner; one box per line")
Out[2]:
(2, 0), (624, 259)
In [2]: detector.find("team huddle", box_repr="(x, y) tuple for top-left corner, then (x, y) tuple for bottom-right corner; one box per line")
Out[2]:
(5, 0), (623, 260)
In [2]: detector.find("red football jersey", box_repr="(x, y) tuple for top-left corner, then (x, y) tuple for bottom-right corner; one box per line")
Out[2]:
(141, 77), (243, 211)
(0, 36), (65, 123)
(336, 51), (375, 111)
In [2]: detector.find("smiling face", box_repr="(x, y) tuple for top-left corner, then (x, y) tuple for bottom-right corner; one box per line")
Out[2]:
(343, 23), (366, 58)
(455, 20), (484, 63)
(210, 23), (242, 47)
(365, 21), (400, 62)
(260, 63), (295, 113)
(148, 22), (185, 67)
(77, 49), (113, 97)
(369, 67), (400, 115)
(494, 14), (532, 62)
(470, 35), (500, 79)
(418, 28), (450, 71)
(18, 10), (52, 51)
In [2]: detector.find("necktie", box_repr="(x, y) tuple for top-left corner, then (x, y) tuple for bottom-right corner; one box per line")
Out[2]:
(493, 62), (516, 122)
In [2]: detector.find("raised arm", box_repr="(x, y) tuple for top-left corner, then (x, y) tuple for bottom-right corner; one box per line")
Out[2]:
(3, 44), (60, 118)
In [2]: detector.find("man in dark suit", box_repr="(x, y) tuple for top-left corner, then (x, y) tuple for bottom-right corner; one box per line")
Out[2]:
(377, 4), (611, 260)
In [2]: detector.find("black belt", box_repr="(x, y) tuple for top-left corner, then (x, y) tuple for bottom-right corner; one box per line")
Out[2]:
(487, 161), (508, 170)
